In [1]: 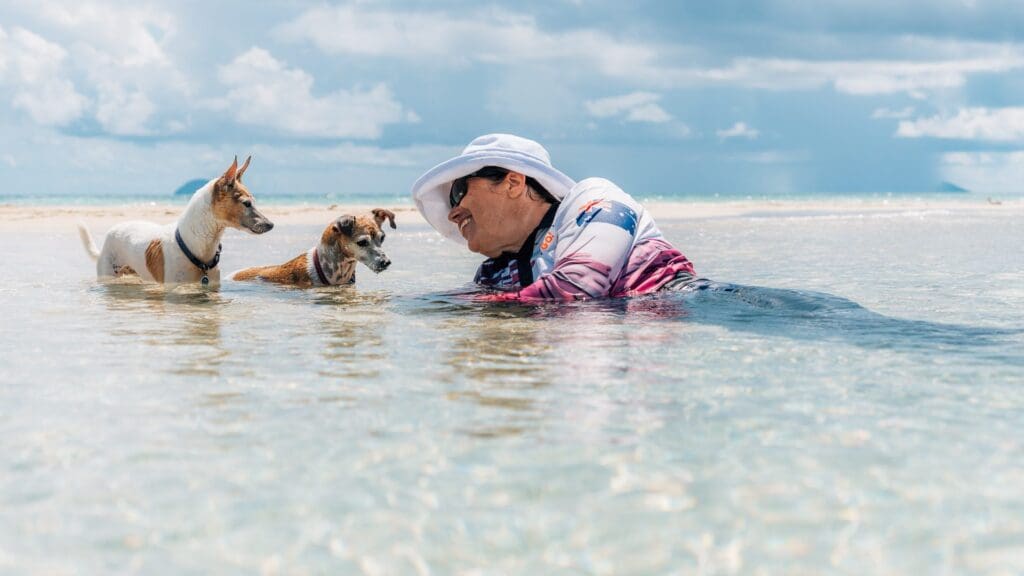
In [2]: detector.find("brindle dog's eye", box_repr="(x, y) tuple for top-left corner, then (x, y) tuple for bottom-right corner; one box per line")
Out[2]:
(356, 239), (370, 247)
(242, 200), (252, 208)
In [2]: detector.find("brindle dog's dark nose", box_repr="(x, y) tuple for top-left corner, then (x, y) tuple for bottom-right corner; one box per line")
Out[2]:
(380, 258), (391, 270)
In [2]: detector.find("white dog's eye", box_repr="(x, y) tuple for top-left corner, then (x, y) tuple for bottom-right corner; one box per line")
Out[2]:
(356, 238), (370, 247)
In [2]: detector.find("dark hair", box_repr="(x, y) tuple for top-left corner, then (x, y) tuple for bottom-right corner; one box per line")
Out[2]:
(449, 166), (558, 207)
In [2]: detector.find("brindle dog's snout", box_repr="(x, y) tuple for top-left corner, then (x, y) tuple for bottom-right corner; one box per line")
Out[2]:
(380, 257), (391, 270)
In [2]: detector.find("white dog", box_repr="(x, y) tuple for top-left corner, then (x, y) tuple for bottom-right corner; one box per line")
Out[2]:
(78, 156), (274, 286)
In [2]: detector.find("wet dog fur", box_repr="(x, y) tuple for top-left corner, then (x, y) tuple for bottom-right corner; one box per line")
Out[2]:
(77, 156), (274, 286)
(232, 209), (396, 287)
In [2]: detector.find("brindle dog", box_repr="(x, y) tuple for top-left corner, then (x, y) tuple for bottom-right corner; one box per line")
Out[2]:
(232, 210), (396, 287)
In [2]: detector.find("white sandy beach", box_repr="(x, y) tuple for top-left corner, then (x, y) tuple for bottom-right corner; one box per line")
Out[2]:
(1, 196), (1018, 232)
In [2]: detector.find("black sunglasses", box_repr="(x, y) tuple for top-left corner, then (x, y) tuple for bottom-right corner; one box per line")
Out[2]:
(449, 167), (511, 208)
(449, 175), (471, 209)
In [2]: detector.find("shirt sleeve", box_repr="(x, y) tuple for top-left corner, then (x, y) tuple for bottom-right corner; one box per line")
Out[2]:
(514, 179), (640, 301)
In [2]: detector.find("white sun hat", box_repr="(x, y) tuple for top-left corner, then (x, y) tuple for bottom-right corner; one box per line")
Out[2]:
(411, 133), (576, 244)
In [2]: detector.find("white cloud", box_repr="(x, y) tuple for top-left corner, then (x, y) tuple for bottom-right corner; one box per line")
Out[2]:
(277, 6), (667, 81)
(94, 84), (156, 136)
(33, 2), (177, 68)
(218, 47), (410, 139)
(5, 2), (190, 135)
(871, 106), (916, 119)
(0, 121), (460, 198)
(0, 26), (6, 74)
(716, 121), (759, 140)
(940, 151), (1024, 194)
(250, 142), (459, 168)
(692, 50), (1024, 96)
(729, 150), (808, 164)
(584, 92), (672, 123)
(897, 107), (1024, 140)
(0, 26), (88, 126)
(279, 7), (1024, 99)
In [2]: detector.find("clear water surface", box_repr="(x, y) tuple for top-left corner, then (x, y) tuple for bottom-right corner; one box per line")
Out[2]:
(1, 202), (1022, 574)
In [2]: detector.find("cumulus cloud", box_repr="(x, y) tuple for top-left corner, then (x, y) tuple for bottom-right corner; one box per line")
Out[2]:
(277, 6), (666, 82)
(278, 5), (1024, 99)
(0, 25), (88, 126)
(218, 47), (410, 139)
(584, 92), (672, 123)
(897, 108), (1024, 141)
(250, 142), (459, 168)
(94, 84), (156, 136)
(693, 51), (1024, 96)
(716, 122), (759, 140)
(33, 2), (178, 68)
(871, 106), (915, 119)
(4, 1), (190, 135)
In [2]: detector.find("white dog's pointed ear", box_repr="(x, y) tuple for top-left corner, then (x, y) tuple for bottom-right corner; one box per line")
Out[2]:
(237, 155), (251, 181)
(221, 156), (239, 185)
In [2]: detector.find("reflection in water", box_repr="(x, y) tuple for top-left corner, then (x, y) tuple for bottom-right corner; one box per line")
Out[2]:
(95, 281), (227, 377)
(414, 293), (689, 439)
(653, 281), (1023, 360)
(316, 289), (390, 381)
(416, 281), (1022, 372)
(436, 304), (555, 438)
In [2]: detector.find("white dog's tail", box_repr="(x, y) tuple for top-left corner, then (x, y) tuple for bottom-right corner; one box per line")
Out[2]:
(77, 222), (100, 261)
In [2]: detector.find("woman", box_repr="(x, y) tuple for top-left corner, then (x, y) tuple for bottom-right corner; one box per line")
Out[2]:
(412, 133), (697, 301)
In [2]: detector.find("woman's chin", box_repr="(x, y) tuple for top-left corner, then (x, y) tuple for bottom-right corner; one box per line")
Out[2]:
(466, 238), (497, 258)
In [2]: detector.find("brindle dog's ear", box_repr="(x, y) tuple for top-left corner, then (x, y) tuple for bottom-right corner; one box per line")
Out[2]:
(371, 208), (397, 229)
(333, 215), (356, 236)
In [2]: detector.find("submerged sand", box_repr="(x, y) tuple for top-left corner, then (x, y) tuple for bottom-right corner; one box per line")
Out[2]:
(2, 194), (1022, 573)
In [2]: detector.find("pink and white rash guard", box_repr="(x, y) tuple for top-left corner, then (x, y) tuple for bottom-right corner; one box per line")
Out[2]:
(475, 178), (696, 301)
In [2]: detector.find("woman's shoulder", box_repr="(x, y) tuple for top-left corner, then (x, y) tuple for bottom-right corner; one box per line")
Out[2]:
(557, 178), (641, 215)
(567, 177), (627, 198)
(551, 178), (645, 236)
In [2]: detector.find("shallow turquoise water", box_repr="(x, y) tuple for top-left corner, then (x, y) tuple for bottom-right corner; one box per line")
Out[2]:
(1, 203), (1023, 574)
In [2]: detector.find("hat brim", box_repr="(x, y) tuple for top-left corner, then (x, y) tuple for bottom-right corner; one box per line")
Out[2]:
(412, 149), (576, 244)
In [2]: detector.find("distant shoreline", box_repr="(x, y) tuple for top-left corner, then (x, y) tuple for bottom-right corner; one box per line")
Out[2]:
(1, 197), (1017, 233)
(0, 190), (1004, 208)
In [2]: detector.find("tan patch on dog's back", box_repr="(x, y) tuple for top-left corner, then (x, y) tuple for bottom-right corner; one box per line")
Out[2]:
(145, 239), (165, 283)
(232, 253), (312, 286)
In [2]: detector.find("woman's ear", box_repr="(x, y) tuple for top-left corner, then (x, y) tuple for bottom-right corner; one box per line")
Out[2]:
(506, 171), (526, 198)
(506, 171), (526, 188)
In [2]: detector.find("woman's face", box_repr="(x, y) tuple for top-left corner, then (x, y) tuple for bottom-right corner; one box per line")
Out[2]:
(447, 172), (527, 258)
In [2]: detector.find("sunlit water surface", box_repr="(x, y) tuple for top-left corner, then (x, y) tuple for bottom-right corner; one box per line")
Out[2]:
(2, 205), (1023, 574)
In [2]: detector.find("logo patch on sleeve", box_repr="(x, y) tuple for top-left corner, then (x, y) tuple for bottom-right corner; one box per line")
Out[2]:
(575, 199), (637, 235)
(540, 231), (554, 251)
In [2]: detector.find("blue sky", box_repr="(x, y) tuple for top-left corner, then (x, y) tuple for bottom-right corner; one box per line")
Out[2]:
(1, 0), (1022, 200)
